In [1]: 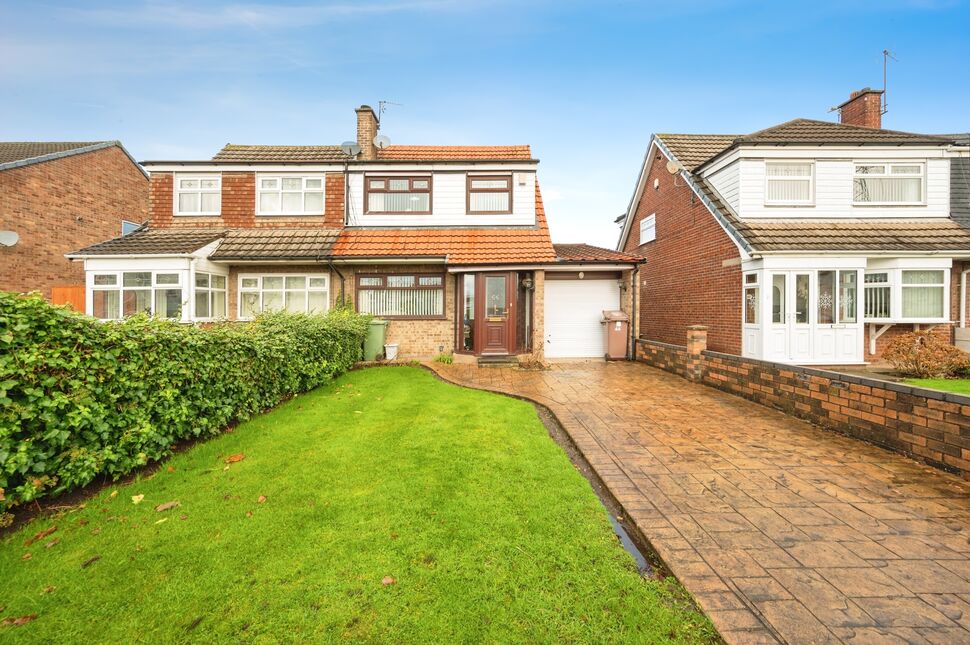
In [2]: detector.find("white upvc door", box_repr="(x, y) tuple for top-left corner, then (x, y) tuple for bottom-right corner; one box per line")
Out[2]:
(789, 272), (814, 362)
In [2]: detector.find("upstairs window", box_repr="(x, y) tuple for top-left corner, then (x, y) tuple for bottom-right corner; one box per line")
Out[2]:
(356, 273), (444, 319)
(639, 214), (656, 244)
(365, 176), (431, 214)
(853, 163), (924, 205)
(175, 175), (221, 216)
(467, 175), (512, 214)
(258, 176), (325, 215)
(765, 162), (813, 204)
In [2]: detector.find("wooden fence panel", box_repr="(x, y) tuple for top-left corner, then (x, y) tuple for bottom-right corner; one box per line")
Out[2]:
(51, 285), (85, 312)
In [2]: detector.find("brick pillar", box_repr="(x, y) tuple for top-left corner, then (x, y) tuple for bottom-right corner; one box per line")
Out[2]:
(686, 325), (708, 381)
(530, 270), (545, 362)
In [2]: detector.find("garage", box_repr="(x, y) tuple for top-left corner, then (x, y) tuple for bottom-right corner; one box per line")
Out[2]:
(544, 274), (622, 358)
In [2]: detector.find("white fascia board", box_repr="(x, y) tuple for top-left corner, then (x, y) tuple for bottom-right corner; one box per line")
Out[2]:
(346, 162), (538, 173)
(699, 148), (741, 177)
(756, 249), (970, 258)
(66, 252), (192, 260)
(143, 163), (347, 173)
(616, 135), (658, 251)
(144, 162), (539, 173)
(735, 145), (951, 160)
(867, 257), (954, 269)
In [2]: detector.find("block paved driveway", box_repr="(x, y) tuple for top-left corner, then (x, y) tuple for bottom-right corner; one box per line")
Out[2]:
(429, 361), (970, 645)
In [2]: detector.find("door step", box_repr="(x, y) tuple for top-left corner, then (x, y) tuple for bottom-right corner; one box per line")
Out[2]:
(477, 355), (518, 368)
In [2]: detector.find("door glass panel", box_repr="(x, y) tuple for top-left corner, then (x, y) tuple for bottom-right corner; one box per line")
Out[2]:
(744, 287), (758, 324)
(794, 274), (810, 324)
(463, 275), (475, 351)
(818, 271), (835, 324)
(772, 274), (786, 323)
(485, 276), (506, 318)
(839, 271), (858, 323)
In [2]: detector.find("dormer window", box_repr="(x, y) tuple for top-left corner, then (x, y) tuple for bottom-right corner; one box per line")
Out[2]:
(467, 175), (512, 214)
(853, 163), (924, 205)
(765, 162), (813, 205)
(365, 176), (432, 214)
(257, 175), (325, 216)
(175, 174), (221, 216)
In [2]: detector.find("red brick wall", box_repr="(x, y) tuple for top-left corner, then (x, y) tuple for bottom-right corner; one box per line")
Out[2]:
(839, 90), (882, 129)
(0, 146), (148, 298)
(622, 146), (743, 354)
(150, 171), (344, 229)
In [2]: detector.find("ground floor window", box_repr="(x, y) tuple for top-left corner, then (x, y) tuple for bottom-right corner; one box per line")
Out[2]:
(356, 273), (444, 318)
(744, 273), (759, 324)
(863, 268), (947, 321)
(91, 271), (183, 320)
(194, 272), (228, 319)
(901, 270), (945, 319)
(238, 274), (329, 319)
(817, 270), (858, 324)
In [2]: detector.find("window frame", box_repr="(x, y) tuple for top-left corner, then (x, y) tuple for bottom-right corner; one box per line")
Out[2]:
(174, 174), (221, 217)
(237, 273), (330, 320)
(852, 162), (926, 206)
(901, 269), (946, 321)
(121, 220), (141, 236)
(466, 174), (513, 215)
(193, 272), (228, 321)
(363, 175), (432, 215)
(862, 268), (949, 322)
(743, 272), (760, 326)
(355, 272), (446, 320)
(255, 174), (326, 217)
(90, 270), (184, 320)
(764, 161), (815, 206)
(639, 213), (657, 244)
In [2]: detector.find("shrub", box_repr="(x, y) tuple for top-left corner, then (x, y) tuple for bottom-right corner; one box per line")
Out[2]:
(883, 331), (970, 378)
(0, 292), (369, 515)
(433, 353), (454, 365)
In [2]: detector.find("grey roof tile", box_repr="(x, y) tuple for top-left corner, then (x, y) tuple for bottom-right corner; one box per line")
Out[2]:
(70, 228), (226, 256)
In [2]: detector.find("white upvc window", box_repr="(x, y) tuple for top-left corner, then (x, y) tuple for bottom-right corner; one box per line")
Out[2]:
(121, 220), (141, 235)
(91, 271), (184, 320)
(194, 272), (228, 320)
(175, 174), (221, 216)
(238, 274), (330, 319)
(765, 162), (813, 205)
(257, 175), (325, 215)
(863, 268), (947, 321)
(639, 213), (656, 244)
(853, 162), (924, 205)
(743, 272), (759, 325)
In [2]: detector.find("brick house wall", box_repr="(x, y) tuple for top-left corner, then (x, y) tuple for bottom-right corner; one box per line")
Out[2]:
(622, 147), (743, 354)
(149, 172), (344, 229)
(0, 146), (148, 299)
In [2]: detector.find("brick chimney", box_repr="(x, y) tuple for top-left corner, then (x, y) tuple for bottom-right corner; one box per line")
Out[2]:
(355, 105), (379, 160)
(837, 88), (884, 129)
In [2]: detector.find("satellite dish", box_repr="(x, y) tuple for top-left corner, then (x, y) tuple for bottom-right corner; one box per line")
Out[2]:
(666, 160), (684, 175)
(373, 135), (391, 150)
(0, 231), (19, 247)
(340, 141), (361, 157)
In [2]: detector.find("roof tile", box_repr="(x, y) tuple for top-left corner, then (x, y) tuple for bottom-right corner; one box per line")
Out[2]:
(71, 228), (225, 256)
(554, 244), (642, 263)
(0, 141), (110, 165)
(377, 145), (533, 161)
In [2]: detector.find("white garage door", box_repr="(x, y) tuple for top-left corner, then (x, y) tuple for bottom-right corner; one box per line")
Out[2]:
(544, 278), (621, 358)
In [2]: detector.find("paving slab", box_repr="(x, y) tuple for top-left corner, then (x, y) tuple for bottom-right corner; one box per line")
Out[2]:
(429, 361), (970, 645)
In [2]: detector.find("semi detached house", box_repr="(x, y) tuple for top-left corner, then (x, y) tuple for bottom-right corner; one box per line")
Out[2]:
(69, 105), (640, 361)
(618, 89), (970, 365)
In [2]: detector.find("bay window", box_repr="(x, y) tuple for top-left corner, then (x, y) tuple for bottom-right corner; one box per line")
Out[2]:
(853, 163), (924, 205)
(765, 162), (813, 205)
(257, 176), (325, 215)
(365, 176), (431, 214)
(864, 273), (891, 319)
(467, 175), (512, 214)
(901, 270), (945, 319)
(175, 175), (221, 216)
(194, 273), (227, 319)
(863, 269), (948, 321)
(239, 274), (329, 319)
(91, 271), (183, 320)
(356, 273), (444, 318)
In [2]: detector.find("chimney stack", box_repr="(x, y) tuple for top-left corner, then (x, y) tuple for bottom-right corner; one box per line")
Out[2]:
(356, 105), (379, 160)
(837, 88), (884, 129)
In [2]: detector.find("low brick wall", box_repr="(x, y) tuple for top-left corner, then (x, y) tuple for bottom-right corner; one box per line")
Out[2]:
(637, 331), (970, 479)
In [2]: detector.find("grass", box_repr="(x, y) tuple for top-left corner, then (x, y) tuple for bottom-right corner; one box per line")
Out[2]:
(905, 377), (970, 396)
(0, 367), (715, 644)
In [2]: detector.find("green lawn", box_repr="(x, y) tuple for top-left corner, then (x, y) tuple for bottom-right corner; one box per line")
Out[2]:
(0, 367), (714, 644)
(906, 378), (970, 396)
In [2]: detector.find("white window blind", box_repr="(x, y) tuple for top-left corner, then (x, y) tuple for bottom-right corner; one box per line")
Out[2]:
(901, 270), (944, 318)
(853, 163), (923, 204)
(639, 214), (656, 244)
(766, 162), (813, 204)
(175, 175), (221, 216)
(356, 274), (444, 318)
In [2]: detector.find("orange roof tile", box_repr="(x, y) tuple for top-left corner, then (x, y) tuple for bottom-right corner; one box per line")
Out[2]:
(377, 145), (533, 161)
(332, 184), (555, 265)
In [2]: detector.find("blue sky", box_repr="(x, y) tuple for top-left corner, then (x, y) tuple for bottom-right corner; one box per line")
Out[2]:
(2, 1), (968, 247)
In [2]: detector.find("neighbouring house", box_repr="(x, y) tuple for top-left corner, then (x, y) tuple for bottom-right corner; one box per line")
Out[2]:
(617, 88), (970, 365)
(68, 106), (640, 361)
(0, 141), (148, 301)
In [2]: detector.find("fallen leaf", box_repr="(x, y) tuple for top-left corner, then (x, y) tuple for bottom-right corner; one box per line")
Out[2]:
(131, 494), (144, 505)
(76, 518), (89, 526)
(155, 518), (168, 525)
(81, 555), (100, 568)
(179, 514), (188, 521)
(44, 538), (60, 549)
(167, 466), (175, 473)
(24, 525), (57, 547)
(21, 553), (31, 561)
(0, 487), (5, 501)
(246, 511), (253, 518)
(154, 501), (180, 512)
(109, 490), (118, 498)
(257, 495), (267, 504)
(42, 585), (56, 594)
(381, 576), (396, 586)
(186, 617), (203, 631)
(224, 454), (245, 464)
(1, 614), (37, 626)
(90, 528), (101, 535)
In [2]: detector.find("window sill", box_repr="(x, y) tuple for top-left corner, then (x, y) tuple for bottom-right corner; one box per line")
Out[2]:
(763, 202), (815, 207)
(175, 213), (222, 218)
(256, 213), (325, 217)
(364, 212), (433, 216)
(852, 203), (927, 208)
(361, 315), (447, 321)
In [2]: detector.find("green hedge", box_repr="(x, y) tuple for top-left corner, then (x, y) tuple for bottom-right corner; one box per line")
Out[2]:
(0, 292), (369, 517)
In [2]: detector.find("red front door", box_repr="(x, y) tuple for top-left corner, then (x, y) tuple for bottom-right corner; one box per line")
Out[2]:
(481, 273), (512, 355)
